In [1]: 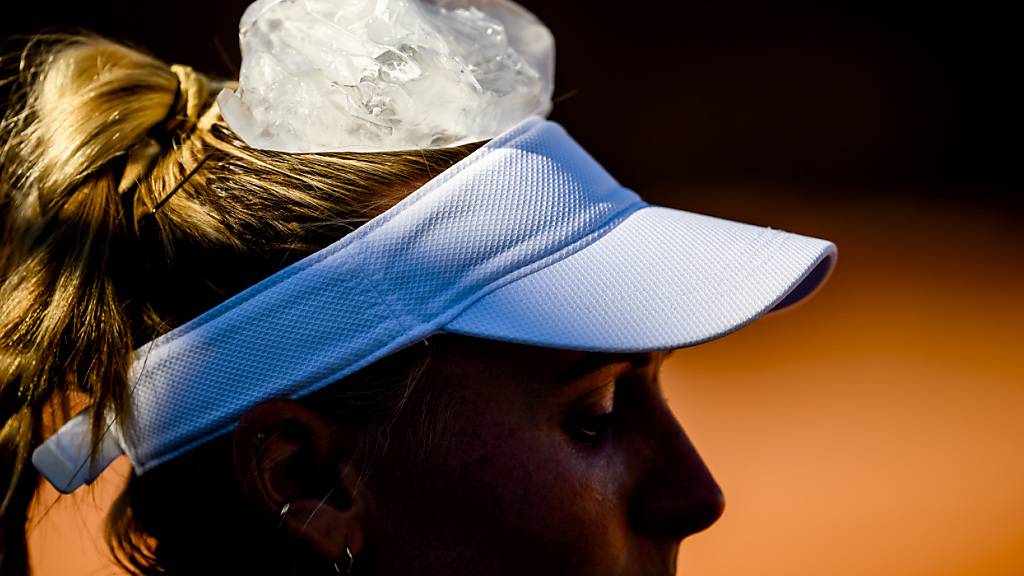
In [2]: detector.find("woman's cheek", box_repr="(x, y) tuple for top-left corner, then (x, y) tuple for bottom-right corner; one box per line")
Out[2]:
(493, 426), (634, 569)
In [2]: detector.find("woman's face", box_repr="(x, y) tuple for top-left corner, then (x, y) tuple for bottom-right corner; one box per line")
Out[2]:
(365, 336), (725, 576)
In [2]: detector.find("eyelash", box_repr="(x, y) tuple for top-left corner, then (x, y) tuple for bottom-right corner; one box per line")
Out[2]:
(567, 381), (623, 446)
(568, 411), (621, 446)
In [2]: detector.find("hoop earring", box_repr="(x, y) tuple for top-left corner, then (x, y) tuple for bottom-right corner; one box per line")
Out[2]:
(276, 502), (290, 529)
(334, 546), (354, 575)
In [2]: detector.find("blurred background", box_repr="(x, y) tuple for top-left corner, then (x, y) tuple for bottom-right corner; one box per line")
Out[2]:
(5, 1), (1020, 575)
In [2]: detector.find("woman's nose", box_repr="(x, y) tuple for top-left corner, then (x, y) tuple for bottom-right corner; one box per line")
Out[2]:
(629, 401), (725, 542)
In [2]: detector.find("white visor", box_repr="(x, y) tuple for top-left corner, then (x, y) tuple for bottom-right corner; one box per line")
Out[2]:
(33, 116), (835, 493)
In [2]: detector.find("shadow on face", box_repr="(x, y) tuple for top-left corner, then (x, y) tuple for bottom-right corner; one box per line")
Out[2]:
(233, 334), (723, 575)
(363, 335), (726, 576)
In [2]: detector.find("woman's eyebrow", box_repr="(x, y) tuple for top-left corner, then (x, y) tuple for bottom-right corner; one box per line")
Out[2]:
(556, 352), (653, 383)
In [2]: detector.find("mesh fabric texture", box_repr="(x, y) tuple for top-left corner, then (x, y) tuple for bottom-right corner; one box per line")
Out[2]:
(33, 116), (835, 491)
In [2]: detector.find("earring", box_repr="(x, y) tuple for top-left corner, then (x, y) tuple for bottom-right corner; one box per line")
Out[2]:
(276, 502), (290, 529)
(333, 546), (354, 575)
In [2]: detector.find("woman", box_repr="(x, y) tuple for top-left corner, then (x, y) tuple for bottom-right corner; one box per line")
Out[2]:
(0, 1), (835, 574)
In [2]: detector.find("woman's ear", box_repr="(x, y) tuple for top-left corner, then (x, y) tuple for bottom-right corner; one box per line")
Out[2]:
(232, 398), (366, 560)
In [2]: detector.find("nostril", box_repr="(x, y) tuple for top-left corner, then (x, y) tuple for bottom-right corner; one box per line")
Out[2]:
(690, 483), (726, 536)
(647, 482), (725, 541)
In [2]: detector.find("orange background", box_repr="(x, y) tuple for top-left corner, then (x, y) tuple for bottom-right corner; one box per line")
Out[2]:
(9, 1), (1020, 574)
(27, 188), (1023, 575)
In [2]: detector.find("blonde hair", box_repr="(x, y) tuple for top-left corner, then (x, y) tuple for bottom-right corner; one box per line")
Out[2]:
(0, 34), (481, 574)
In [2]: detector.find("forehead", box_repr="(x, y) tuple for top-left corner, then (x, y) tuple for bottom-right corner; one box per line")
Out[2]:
(429, 334), (671, 386)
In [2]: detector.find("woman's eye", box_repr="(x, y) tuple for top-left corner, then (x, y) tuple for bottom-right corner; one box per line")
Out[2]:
(565, 376), (624, 446)
(567, 410), (621, 446)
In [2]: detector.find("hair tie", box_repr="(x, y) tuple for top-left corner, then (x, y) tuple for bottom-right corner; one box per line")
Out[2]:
(116, 65), (213, 232)
(162, 64), (210, 137)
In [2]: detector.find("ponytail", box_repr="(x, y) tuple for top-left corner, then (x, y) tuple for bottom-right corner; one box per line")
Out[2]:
(2, 32), (482, 576)
(0, 35), (201, 575)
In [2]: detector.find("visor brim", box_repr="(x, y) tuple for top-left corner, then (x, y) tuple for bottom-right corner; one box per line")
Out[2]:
(443, 205), (836, 352)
